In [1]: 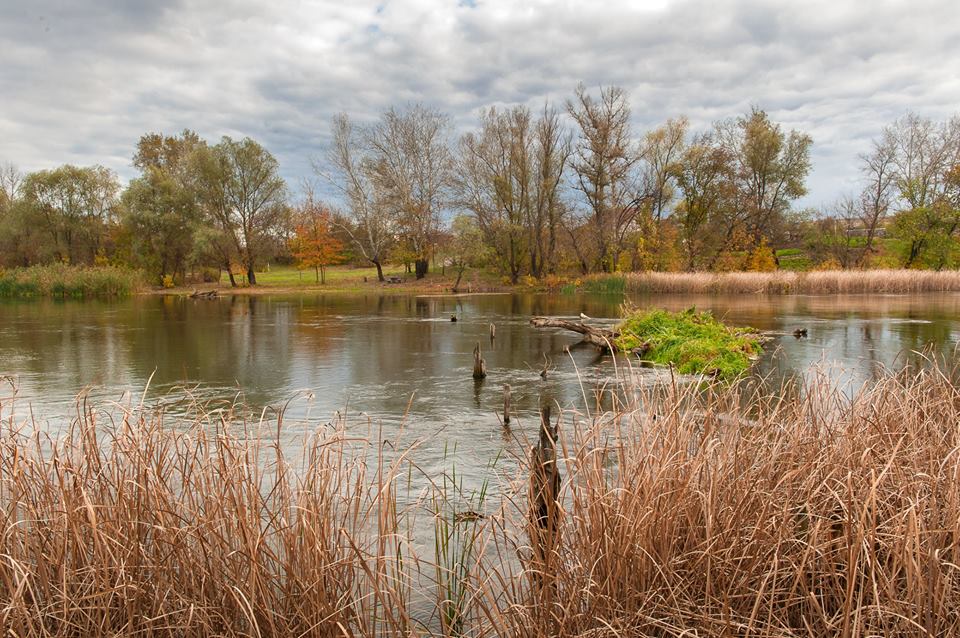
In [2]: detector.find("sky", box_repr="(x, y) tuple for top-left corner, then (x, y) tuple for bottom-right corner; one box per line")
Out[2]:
(2, 0), (959, 209)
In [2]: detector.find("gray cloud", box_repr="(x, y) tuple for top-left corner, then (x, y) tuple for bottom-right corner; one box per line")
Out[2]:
(2, 0), (958, 207)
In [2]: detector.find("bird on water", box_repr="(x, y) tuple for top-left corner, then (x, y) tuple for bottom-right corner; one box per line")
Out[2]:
(579, 312), (590, 321)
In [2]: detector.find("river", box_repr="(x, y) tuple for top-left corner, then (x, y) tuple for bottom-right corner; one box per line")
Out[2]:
(2, 291), (959, 483)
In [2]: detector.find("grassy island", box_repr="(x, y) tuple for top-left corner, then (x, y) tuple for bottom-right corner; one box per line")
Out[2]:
(616, 307), (763, 378)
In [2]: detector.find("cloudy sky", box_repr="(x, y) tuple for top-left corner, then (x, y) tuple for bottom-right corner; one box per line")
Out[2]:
(2, 0), (958, 208)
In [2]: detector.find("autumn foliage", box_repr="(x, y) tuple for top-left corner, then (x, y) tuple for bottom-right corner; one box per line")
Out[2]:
(289, 205), (345, 283)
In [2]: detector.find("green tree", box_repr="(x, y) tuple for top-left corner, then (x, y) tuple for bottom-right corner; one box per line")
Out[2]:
(123, 131), (206, 284)
(717, 108), (812, 250)
(672, 133), (740, 270)
(194, 137), (288, 286)
(447, 214), (486, 292)
(20, 165), (120, 265)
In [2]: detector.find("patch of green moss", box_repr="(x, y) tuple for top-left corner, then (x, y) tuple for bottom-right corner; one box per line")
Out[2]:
(615, 307), (762, 379)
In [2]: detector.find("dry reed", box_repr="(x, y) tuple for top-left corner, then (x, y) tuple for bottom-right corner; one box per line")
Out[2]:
(4, 359), (960, 636)
(613, 269), (960, 295)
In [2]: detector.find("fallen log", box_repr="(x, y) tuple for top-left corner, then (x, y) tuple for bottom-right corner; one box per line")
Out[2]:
(529, 317), (620, 351)
(189, 289), (219, 299)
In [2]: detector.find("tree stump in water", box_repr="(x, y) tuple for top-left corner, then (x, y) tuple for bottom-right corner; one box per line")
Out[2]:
(502, 384), (511, 425)
(472, 342), (486, 379)
(489, 322), (496, 340)
(529, 404), (561, 589)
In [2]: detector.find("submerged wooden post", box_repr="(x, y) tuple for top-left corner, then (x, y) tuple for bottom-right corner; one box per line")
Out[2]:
(529, 404), (561, 587)
(489, 322), (496, 340)
(472, 342), (486, 379)
(503, 384), (511, 425)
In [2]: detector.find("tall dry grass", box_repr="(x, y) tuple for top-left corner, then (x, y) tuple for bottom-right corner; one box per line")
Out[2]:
(4, 360), (960, 636)
(488, 360), (960, 636)
(612, 269), (960, 294)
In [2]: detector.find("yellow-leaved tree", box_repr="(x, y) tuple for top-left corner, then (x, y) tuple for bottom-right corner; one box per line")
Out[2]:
(290, 205), (345, 284)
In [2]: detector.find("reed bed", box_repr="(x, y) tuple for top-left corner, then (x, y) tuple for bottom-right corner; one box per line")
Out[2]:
(0, 264), (142, 298)
(3, 360), (960, 636)
(608, 269), (960, 295)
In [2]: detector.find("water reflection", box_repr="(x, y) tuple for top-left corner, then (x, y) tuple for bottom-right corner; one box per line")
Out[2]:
(2, 291), (960, 430)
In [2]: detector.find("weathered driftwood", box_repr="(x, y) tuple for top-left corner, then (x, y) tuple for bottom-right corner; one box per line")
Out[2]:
(472, 342), (487, 379)
(189, 289), (219, 299)
(530, 317), (620, 351)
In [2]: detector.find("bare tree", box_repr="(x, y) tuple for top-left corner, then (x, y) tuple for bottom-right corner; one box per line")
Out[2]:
(457, 104), (570, 282)
(855, 130), (898, 266)
(637, 117), (688, 270)
(531, 104), (572, 276)
(0, 162), (23, 208)
(567, 83), (638, 272)
(882, 113), (960, 267)
(457, 106), (531, 283)
(367, 105), (453, 279)
(321, 113), (394, 282)
(640, 117), (688, 225)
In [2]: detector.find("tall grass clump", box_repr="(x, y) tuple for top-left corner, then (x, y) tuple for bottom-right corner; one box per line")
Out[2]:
(620, 269), (960, 294)
(0, 264), (142, 298)
(580, 273), (627, 295)
(4, 359), (960, 636)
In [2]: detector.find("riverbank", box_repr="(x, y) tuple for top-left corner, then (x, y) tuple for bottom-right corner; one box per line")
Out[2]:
(2, 359), (958, 636)
(162, 267), (960, 298)
(8, 264), (960, 299)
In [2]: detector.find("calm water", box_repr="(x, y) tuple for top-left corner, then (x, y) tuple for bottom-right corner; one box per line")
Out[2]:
(2, 291), (960, 480)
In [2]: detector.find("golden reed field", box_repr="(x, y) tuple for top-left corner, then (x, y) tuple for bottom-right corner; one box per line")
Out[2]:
(3, 356), (960, 636)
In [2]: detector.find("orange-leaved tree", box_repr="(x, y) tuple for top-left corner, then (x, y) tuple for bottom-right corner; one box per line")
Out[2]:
(290, 205), (345, 284)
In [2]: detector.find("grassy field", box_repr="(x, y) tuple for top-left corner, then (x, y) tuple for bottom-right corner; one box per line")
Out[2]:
(227, 263), (407, 287)
(198, 263), (504, 294)
(3, 360), (960, 636)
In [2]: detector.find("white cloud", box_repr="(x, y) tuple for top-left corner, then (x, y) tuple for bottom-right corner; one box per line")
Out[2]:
(2, 0), (958, 208)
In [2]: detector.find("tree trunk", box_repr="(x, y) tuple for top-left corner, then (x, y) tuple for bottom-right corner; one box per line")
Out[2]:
(227, 267), (238, 288)
(247, 265), (257, 286)
(415, 258), (429, 279)
(315, 266), (320, 283)
(452, 266), (465, 293)
(529, 317), (621, 351)
(472, 342), (486, 379)
(502, 384), (511, 425)
(321, 265), (326, 284)
(373, 259), (385, 282)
